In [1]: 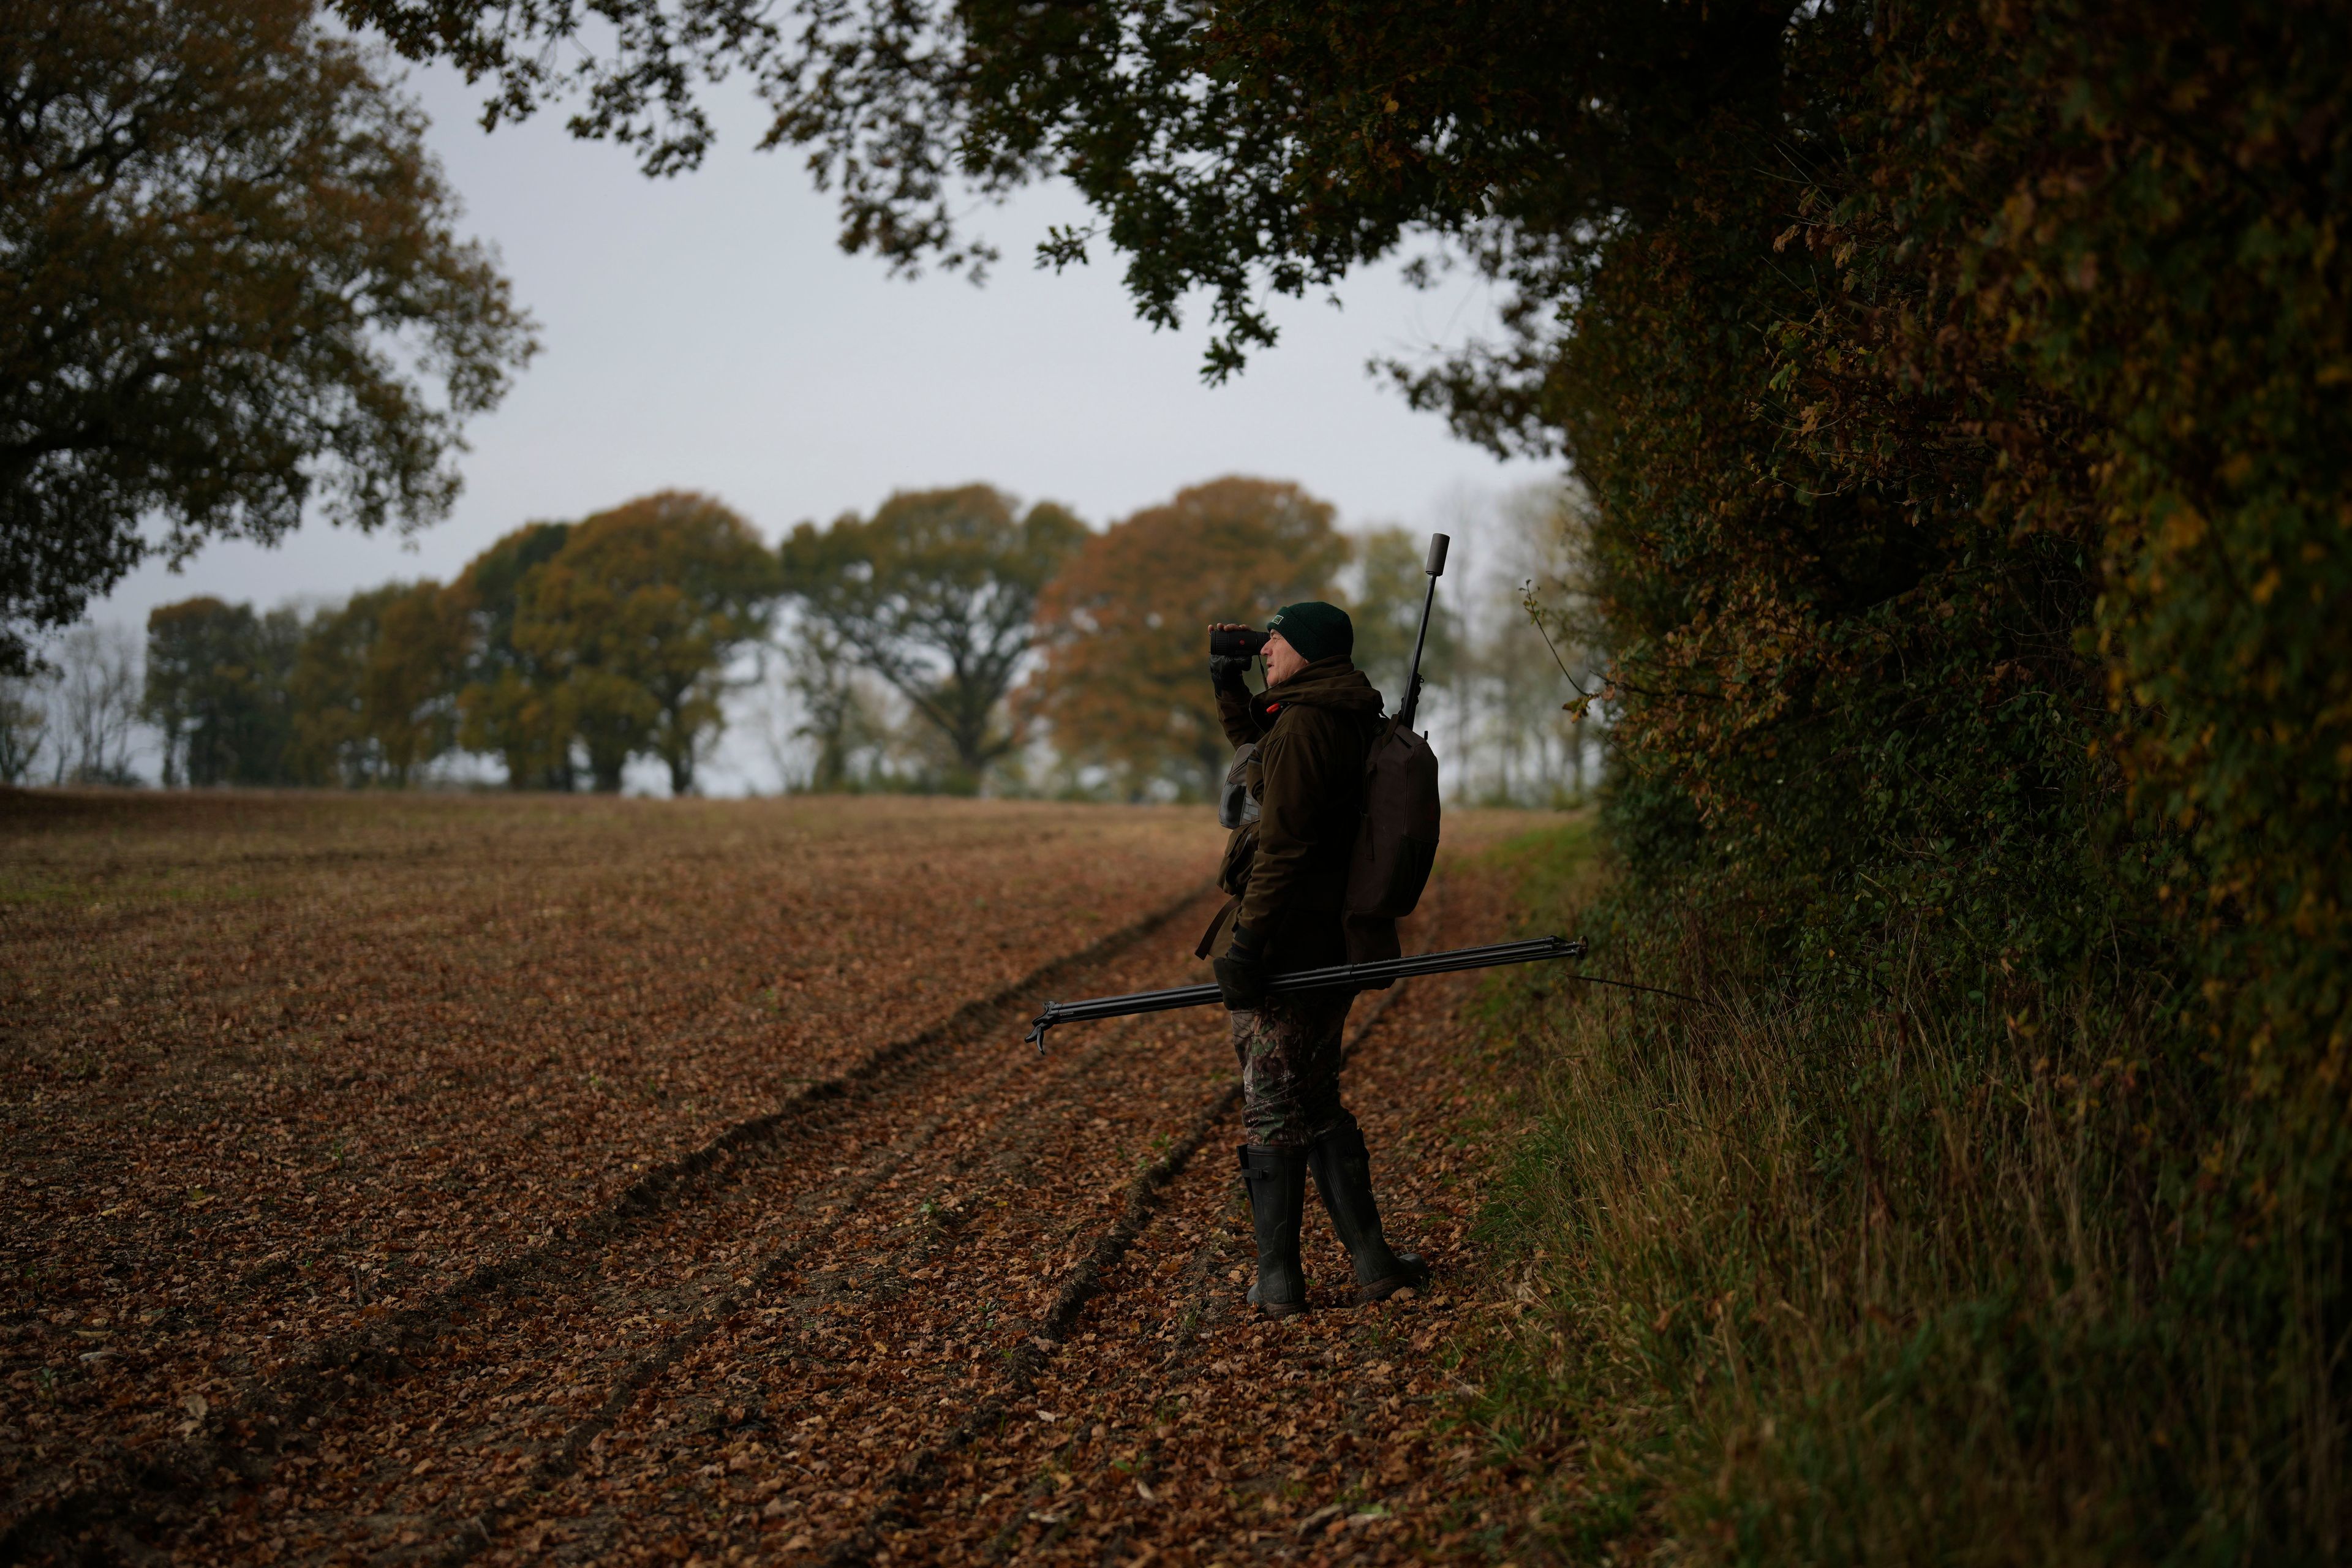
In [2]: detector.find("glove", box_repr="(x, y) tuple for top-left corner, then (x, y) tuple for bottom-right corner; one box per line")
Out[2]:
(1213, 922), (1270, 1011)
(1209, 654), (1254, 693)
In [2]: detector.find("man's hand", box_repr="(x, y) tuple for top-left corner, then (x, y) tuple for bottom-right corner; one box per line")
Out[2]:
(1208, 621), (1254, 692)
(1214, 922), (1270, 1010)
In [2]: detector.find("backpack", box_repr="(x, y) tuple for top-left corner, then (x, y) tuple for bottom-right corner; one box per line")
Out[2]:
(1343, 715), (1441, 969)
(1218, 742), (1261, 830)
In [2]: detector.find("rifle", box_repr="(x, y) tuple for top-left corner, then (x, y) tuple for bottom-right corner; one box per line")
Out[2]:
(1026, 934), (1589, 1051)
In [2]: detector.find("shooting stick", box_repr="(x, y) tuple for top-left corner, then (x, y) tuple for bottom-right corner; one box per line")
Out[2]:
(1026, 934), (1589, 1051)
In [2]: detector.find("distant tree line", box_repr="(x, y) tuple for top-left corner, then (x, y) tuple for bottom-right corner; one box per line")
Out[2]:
(119, 491), (772, 794)
(2, 476), (1596, 802)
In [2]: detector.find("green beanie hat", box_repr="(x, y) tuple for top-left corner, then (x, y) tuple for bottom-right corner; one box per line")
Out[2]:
(1267, 600), (1353, 664)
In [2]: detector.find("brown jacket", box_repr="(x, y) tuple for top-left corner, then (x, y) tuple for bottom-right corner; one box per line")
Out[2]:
(1213, 656), (1385, 968)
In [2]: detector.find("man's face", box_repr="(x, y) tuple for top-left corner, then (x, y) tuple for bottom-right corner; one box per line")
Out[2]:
(1263, 631), (1308, 687)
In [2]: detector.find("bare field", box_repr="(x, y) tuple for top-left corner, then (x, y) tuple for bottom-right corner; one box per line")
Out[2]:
(1, 791), (1569, 1564)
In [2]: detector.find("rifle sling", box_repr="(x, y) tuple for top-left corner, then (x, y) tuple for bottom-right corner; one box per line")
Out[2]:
(1193, 894), (1243, 960)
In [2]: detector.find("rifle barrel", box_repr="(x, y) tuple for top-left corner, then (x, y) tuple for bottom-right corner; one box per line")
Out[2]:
(1026, 935), (1588, 1048)
(1396, 532), (1448, 731)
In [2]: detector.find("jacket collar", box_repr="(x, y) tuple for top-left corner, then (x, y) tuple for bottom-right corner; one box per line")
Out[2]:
(1250, 657), (1385, 725)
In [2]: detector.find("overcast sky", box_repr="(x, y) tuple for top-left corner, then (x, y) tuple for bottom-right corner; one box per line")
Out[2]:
(68, 54), (1550, 792)
(88, 58), (1545, 629)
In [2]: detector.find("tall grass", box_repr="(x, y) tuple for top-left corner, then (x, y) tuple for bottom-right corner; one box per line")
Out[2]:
(1472, 825), (2343, 1566)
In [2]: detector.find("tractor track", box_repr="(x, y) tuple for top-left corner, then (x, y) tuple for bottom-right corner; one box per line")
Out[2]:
(432, 892), (1443, 1568)
(6, 884), (1215, 1564)
(424, 976), (1224, 1567)
(818, 968), (1417, 1568)
(315, 948), (1256, 1565)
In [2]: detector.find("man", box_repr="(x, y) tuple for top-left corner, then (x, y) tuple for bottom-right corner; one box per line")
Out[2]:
(1205, 601), (1428, 1318)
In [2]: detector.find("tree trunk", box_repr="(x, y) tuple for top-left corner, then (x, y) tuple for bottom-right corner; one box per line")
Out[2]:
(812, 733), (845, 791)
(944, 725), (990, 795)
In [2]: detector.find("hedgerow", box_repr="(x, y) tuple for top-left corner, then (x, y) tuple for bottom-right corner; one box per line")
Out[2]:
(1478, 2), (2348, 1555)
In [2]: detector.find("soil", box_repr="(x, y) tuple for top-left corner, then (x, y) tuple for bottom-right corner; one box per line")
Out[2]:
(2, 792), (1566, 1565)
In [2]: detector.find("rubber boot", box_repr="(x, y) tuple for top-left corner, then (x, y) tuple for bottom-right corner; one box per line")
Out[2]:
(1306, 1120), (1429, 1305)
(1238, 1144), (1310, 1318)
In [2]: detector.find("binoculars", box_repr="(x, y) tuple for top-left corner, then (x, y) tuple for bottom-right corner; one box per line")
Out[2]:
(1210, 627), (1270, 658)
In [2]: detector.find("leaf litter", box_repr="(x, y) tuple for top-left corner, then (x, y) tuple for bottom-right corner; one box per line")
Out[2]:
(1, 791), (1567, 1563)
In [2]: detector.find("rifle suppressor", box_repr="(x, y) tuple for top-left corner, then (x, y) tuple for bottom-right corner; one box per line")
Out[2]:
(1025, 934), (1589, 1050)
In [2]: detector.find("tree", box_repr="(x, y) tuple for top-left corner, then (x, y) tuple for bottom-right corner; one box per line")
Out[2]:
(290, 581), (466, 786)
(0, 673), (44, 784)
(42, 622), (143, 785)
(1499, 483), (1603, 801)
(780, 486), (1085, 791)
(290, 590), (389, 786)
(1022, 478), (1347, 799)
(1361, 486), (1604, 807)
(358, 582), (468, 783)
(769, 621), (892, 793)
(143, 598), (301, 786)
(451, 522), (576, 790)
(0, 0), (538, 672)
(518, 492), (775, 794)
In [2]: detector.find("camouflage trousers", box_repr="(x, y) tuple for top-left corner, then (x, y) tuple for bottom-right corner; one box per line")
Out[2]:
(1229, 989), (1355, 1148)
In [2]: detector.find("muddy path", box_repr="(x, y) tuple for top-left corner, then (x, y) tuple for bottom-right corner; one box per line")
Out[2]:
(10, 804), (1555, 1565)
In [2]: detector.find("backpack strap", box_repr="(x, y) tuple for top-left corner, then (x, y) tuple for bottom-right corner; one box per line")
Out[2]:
(1360, 710), (1398, 796)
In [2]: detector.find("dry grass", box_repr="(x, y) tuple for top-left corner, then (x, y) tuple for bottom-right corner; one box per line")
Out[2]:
(1465, 822), (2337, 1567)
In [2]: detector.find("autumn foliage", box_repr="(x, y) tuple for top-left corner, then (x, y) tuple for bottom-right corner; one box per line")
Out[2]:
(1465, 4), (2352, 1553)
(0, 0), (534, 671)
(1022, 478), (1350, 799)
(779, 487), (1084, 789)
(512, 492), (774, 794)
